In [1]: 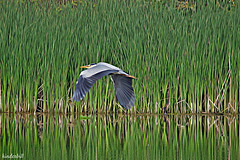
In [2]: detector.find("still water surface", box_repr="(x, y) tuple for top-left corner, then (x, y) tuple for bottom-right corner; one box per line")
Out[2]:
(0, 113), (239, 159)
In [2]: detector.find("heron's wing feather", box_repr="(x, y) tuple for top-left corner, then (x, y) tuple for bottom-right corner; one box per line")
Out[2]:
(111, 75), (135, 110)
(72, 69), (118, 101)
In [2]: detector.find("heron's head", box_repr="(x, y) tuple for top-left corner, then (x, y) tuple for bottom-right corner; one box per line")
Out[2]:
(80, 63), (96, 69)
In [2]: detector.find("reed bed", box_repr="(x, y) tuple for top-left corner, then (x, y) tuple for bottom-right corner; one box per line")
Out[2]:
(0, 0), (239, 113)
(0, 114), (239, 159)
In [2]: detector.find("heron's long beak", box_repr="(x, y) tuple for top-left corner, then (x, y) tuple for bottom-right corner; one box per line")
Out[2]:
(80, 65), (90, 69)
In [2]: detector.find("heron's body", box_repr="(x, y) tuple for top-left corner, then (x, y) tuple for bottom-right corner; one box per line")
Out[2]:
(72, 62), (136, 110)
(80, 63), (125, 77)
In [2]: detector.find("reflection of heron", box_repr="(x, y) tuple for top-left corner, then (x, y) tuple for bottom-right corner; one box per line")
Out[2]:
(72, 62), (136, 110)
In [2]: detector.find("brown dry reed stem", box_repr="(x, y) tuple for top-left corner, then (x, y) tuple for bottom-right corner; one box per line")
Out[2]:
(228, 44), (231, 107)
(0, 69), (1, 112)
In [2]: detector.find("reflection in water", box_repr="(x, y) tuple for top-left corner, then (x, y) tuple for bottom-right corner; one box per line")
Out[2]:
(0, 113), (239, 159)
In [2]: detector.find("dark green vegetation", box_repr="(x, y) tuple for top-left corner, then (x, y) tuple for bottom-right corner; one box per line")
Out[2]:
(0, 114), (239, 159)
(0, 0), (239, 113)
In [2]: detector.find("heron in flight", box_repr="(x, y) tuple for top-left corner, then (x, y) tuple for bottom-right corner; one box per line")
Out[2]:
(72, 62), (136, 110)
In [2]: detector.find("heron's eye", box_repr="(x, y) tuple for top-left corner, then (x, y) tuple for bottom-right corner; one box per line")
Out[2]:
(90, 63), (96, 65)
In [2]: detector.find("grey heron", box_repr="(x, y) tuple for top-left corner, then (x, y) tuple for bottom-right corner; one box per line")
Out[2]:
(72, 62), (136, 110)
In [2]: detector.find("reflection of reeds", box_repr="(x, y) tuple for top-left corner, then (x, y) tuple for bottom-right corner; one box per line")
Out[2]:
(0, 1), (239, 113)
(0, 113), (239, 159)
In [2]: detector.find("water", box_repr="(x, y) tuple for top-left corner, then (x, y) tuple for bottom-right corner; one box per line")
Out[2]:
(0, 113), (239, 159)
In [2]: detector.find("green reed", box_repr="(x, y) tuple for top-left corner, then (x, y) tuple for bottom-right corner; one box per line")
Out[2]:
(0, 0), (239, 113)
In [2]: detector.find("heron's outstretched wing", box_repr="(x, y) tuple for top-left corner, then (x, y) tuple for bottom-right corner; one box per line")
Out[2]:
(72, 69), (118, 102)
(110, 74), (135, 110)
